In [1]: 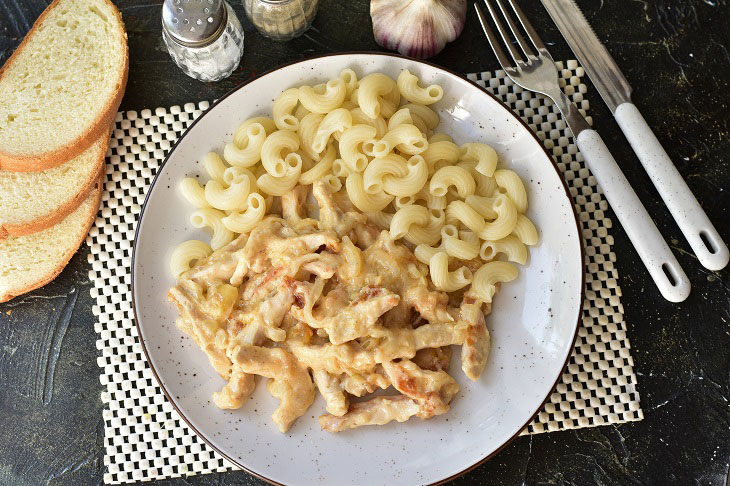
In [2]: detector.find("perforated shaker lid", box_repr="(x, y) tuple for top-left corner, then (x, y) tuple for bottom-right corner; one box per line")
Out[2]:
(162, 0), (227, 47)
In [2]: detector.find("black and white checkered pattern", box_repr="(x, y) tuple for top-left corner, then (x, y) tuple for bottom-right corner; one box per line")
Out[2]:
(89, 63), (643, 484)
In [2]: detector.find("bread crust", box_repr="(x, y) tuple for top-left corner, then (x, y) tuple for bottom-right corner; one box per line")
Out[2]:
(0, 171), (104, 302)
(0, 130), (109, 239)
(0, 0), (128, 172)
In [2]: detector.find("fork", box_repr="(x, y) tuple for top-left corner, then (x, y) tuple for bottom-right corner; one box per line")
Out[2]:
(475, 0), (691, 302)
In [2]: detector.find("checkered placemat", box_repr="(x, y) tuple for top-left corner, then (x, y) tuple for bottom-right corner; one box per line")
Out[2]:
(88, 61), (643, 484)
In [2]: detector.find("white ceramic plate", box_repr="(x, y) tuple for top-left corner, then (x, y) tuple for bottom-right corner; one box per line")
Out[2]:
(133, 53), (584, 485)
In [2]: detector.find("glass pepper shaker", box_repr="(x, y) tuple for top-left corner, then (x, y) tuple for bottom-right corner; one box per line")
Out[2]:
(243, 0), (319, 42)
(162, 0), (245, 82)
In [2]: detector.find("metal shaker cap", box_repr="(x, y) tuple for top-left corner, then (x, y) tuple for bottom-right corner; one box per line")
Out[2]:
(162, 0), (227, 47)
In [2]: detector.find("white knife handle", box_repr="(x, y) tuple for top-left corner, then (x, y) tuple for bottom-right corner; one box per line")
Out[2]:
(576, 129), (691, 302)
(615, 102), (729, 271)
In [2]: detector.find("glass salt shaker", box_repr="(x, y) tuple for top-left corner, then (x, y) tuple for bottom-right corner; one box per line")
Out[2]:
(162, 0), (244, 82)
(243, 0), (319, 41)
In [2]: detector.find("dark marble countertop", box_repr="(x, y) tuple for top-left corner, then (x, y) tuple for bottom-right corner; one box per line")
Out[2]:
(1, 0), (728, 484)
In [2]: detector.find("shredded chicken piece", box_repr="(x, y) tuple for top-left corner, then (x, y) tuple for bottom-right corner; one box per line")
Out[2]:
(312, 369), (349, 416)
(319, 396), (421, 432)
(168, 181), (493, 433)
(232, 345), (314, 433)
(413, 346), (452, 372)
(460, 303), (491, 381)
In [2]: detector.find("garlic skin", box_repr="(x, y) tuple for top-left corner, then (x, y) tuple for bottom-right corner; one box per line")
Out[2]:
(370, 0), (467, 59)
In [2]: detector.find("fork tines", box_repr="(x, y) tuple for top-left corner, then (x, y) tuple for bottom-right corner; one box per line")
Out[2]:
(475, 0), (547, 70)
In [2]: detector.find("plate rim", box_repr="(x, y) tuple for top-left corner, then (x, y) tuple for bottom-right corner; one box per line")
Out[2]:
(130, 51), (586, 486)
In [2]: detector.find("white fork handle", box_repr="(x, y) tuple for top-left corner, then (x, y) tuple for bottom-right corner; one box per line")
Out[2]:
(614, 102), (729, 271)
(577, 129), (691, 302)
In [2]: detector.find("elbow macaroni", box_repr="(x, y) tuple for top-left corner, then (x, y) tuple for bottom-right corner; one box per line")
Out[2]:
(495, 169), (528, 213)
(222, 193), (267, 233)
(190, 208), (234, 250)
(430, 166), (476, 198)
(273, 88), (299, 131)
(299, 78), (347, 114)
(469, 261), (519, 303)
(429, 252), (472, 292)
(173, 69), (537, 324)
(170, 240), (213, 277)
(397, 69), (444, 105)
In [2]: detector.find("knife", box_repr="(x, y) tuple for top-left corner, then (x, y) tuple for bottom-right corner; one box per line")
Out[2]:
(540, 0), (729, 272)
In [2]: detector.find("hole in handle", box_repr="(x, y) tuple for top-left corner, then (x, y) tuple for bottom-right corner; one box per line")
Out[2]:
(661, 263), (679, 287)
(699, 230), (718, 255)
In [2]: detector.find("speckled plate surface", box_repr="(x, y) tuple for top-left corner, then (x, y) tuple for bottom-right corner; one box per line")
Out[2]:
(132, 53), (584, 486)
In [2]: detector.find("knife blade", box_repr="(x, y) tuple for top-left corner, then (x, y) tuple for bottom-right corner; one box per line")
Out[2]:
(539, 0), (632, 112)
(540, 0), (730, 271)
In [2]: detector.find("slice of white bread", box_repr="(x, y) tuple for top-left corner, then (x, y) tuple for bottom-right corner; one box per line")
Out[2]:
(0, 175), (102, 302)
(0, 131), (108, 239)
(0, 0), (127, 172)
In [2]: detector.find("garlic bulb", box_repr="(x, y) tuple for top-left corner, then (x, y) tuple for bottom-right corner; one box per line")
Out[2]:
(370, 0), (467, 59)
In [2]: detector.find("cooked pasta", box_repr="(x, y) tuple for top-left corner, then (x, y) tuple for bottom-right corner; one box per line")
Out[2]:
(461, 143), (498, 177)
(403, 208), (443, 246)
(429, 252), (472, 291)
(294, 104), (311, 121)
(397, 69), (444, 105)
(464, 194), (497, 219)
(224, 122), (267, 168)
(428, 132), (452, 143)
(380, 80), (401, 118)
(458, 160), (498, 197)
(394, 195), (415, 210)
(221, 193), (267, 233)
(273, 88), (299, 131)
(414, 186), (446, 210)
(261, 130), (300, 177)
(423, 140), (460, 174)
(350, 107), (388, 138)
(414, 242), (442, 265)
(387, 108), (415, 131)
(339, 68), (358, 96)
(332, 158), (354, 178)
(430, 166), (476, 198)
(390, 204), (429, 240)
(512, 214), (539, 245)
(339, 124), (376, 173)
(204, 172), (251, 211)
(300, 144), (337, 185)
(322, 174), (343, 193)
(346, 173), (393, 212)
(445, 200), (486, 232)
(381, 155), (428, 197)
(442, 225), (480, 260)
(404, 103), (440, 130)
(233, 117), (277, 147)
(478, 194), (518, 241)
(357, 73), (396, 119)
(258, 164), (301, 196)
(203, 152), (228, 183)
(169, 240), (212, 277)
(373, 124), (428, 158)
(190, 208), (234, 250)
(480, 235), (528, 265)
(363, 153), (408, 194)
(299, 78), (347, 114)
(469, 261), (519, 303)
(298, 112), (325, 160)
(170, 70), (540, 435)
(313, 108), (352, 153)
(495, 169), (528, 213)
(179, 177), (210, 208)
